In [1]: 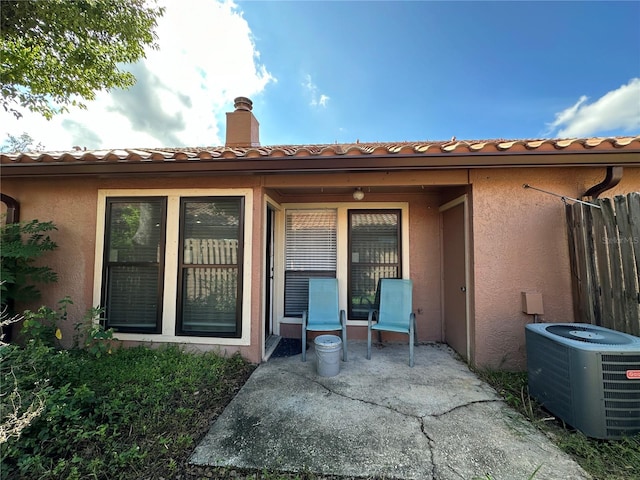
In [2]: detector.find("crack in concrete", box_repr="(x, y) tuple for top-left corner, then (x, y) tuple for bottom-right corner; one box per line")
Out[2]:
(292, 371), (410, 416)
(292, 372), (503, 480)
(431, 398), (504, 419)
(293, 372), (438, 478)
(293, 371), (502, 419)
(420, 417), (437, 479)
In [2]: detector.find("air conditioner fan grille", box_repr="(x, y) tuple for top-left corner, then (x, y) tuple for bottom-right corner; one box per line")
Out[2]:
(546, 325), (634, 345)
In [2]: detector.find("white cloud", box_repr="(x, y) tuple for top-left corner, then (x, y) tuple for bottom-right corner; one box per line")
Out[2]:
(0, 0), (275, 150)
(546, 78), (640, 137)
(303, 74), (330, 108)
(318, 94), (330, 108)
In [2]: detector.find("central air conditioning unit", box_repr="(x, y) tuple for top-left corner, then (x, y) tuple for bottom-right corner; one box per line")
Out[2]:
(526, 323), (640, 439)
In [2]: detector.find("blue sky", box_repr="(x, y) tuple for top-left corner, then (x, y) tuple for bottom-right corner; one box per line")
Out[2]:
(1, 0), (639, 151)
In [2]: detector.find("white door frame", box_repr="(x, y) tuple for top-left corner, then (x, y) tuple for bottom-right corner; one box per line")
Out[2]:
(262, 196), (283, 359)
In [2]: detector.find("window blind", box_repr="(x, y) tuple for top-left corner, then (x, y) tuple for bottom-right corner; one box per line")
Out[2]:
(284, 209), (337, 316)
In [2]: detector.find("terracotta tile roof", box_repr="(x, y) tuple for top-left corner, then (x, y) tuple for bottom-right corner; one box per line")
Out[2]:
(1, 136), (638, 179)
(2, 136), (638, 165)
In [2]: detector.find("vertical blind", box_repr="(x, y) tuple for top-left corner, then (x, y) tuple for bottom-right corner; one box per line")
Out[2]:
(284, 209), (337, 316)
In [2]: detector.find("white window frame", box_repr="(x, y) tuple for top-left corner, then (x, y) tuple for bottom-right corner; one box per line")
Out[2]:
(94, 189), (253, 346)
(276, 202), (410, 327)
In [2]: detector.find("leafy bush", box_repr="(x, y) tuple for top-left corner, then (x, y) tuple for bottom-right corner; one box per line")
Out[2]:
(73, 306), (118, 358)
(0, 219), (58, 308)
(21, 296), (72, 347)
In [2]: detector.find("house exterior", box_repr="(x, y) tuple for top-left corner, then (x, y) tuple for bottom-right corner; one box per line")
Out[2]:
(2, 97), (639, 369)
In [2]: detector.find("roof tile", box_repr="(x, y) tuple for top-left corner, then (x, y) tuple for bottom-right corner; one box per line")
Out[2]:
(1, 136), (638, 165)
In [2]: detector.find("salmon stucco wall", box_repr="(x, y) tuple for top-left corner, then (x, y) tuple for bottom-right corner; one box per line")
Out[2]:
(2, 175), (265, 362)
(470, 166), (640, 370)
(408, 194), (444, 341)
(2, 177), (99, 347)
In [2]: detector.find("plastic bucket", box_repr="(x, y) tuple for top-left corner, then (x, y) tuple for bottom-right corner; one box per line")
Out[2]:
(314, 334), (342, 377)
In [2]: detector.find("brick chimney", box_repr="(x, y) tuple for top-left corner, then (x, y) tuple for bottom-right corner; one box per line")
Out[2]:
(225, 97), (260, 147)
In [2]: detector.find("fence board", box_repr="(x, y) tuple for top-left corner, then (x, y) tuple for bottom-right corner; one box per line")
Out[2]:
(602, 198), (627, 332)
(567, 193), (640, 336)
(583, 203), (601, 324)
(615, 195), (640, 335)
(614, 195), (640, 335)
(565, 205), (584, 323)
(591, 204), (613, 327)
(570, 204), (593, 323)
(628, 192), (640, 291)
(573, 204), (597, 324)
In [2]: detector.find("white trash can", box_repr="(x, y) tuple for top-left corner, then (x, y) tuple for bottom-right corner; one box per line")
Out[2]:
(314, 334), (342, 377)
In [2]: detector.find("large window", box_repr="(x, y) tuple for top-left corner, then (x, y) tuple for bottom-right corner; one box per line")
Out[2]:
(102, 198), (166, 333)
(284, 209), (337, 317)
(348, 210), (401, 319)
(177, 197), (244, 337)
(101, 195), (244, 338)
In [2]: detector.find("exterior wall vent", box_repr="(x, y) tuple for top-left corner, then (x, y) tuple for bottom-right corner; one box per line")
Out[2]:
(526, 323), (640, 439)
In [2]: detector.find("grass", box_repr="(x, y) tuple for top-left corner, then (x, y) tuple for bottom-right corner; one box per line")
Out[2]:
(476, 369), (640, 480)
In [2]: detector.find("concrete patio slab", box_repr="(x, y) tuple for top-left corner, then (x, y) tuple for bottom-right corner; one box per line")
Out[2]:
(190, 342), (590, 479)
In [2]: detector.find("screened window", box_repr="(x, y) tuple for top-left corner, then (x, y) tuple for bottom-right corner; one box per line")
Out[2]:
(177, 197), (244, 337)
(348, 210), (401, 319)
(102, 198), (166, 333)
(284, 209), (337, 317)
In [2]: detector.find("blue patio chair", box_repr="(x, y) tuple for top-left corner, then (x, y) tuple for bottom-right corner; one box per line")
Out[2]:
(367, 279), (417, 367)
(302, 278), (347, 362)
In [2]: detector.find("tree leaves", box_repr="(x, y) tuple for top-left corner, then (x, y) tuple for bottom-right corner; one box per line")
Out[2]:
(0, 132), (44, 153)
(0, 0), (165, 119)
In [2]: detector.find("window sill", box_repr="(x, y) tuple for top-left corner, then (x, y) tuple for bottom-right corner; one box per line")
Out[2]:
(110, 332), (250, 346)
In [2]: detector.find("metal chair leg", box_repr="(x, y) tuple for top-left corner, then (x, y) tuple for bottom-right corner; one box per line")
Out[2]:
(409, 317), (415, 367)
(301, 315), (307, 362)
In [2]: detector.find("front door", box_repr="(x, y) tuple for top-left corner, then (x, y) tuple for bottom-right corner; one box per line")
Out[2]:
(440, 196), (469, 360)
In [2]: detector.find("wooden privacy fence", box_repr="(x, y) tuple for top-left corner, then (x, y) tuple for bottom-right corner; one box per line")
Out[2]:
(566, 192), (640, 335)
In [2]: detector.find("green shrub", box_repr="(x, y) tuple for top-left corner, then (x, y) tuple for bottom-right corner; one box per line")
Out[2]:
(73, 306), (118, 358)
(21, 296), (72, 347)
(0, 219), (58, 308)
